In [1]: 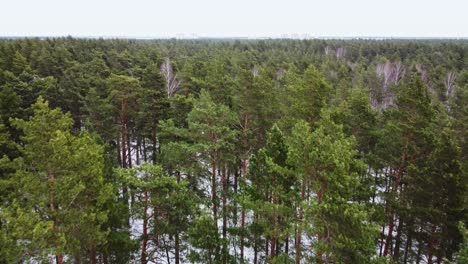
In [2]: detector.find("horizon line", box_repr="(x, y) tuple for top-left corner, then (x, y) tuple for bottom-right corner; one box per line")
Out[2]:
(1, 35), (468, 41)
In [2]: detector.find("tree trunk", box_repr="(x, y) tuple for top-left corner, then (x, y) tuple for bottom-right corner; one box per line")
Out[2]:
(117, 138), (122, 167)
(240, 112), (248, 260)
(384, 153), (406, 256)
(416, 235), (422, 264)
(121, 98), (129, 206)
(103, 253), (109, 264)
(427, 224), (437, 264)
(89, 246), (97, 264)
(222, 166), (228, 264)
(393, 217), (404, 261)
(121, 98), (127, 169)
(403, 227), (412, 263)
(254, 212), (258, 264)
(379, 224), (385, 256)
(316, 179), (326, 264)
(270, 237), (276, 259)
(384, 216), (395, 257)
(296, 178), (306, 264)
(142, 137), (147, 162)
(211, 152), (218, 229)
(163, 236), (171, 264)
(136, 139), (141, 165)
(276, 238), (280, 256)
(152, 124), (157, 164)
(127, 132), (132, 168)
(175, 233), (180, 264)
(233, 167), (238, 225)
(270, 174), (277, 260)
(141, 190), (149, 264)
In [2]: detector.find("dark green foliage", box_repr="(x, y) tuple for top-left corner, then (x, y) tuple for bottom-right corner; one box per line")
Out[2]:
(0, 38), (466, 263)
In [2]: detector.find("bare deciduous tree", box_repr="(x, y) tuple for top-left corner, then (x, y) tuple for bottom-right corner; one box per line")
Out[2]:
(335, 47), (346, 58)
(444, 71), (456, 99)
(160, 58), (181, 97)
(252, 65), (259, 78)
(375, 61), (406, 109)
(415, 64), (429, 84)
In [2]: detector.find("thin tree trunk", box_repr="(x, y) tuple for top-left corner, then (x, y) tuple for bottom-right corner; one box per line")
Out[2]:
(121, 98), (127, 169)
(89, 246), (97, 264)
(270, 174), (277, 260)
(254, 212), (258, 264)
(143, 138), (147, 162)
(121, 98), (129, 207)
(103, 253), (109, 264)
(416, 244), (422, 264)
(141, 190), (149, 264)
(393, 217), (404, 261)
(403, 226), (412, 263)
(296, 178), (306, 264)
(136, 138), (140, 165)
(117, 138), (122, 167)
(379, 224), (385, 256)
(416, 231), (422, 264)
(152, 124), (157, 164)
(316, 179), (326, 264)
(427, 224), (437, 264)
(163, 236), (171, 264)
(384, 153), (406, 256)
(276, 238), (280, 256)
(233, 167), (238, 226)
(222, 166), (228, 264)
(175, 233), (180, 264)
(240, 112), (248, 260)
(211, 152), (218, 229)
(270, 237), (276, 259)
(127, 132), (132, 168)
(384, 216), (395, 257)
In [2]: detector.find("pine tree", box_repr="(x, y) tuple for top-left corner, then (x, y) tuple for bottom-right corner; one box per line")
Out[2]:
(11, 51), (31, 76)
(1, 97), (113, 263)
(244, 124), (297, 262)
(287, 114), (378, 263)
(376, 74), (437, 260)
(282, 64), (332, 128)
(107, 74), (141, 169)
(161, 89), (238, 262)
(118, 163), (196, 264)
(188, 214), (222, 264)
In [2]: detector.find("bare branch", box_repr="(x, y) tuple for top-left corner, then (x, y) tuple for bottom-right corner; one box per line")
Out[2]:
(444, 71), (456, 99)
(160, 58), (181, 97)
(375, 61), (406, 109)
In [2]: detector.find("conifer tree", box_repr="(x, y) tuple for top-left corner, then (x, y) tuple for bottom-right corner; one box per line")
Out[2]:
(244, 124), (297, 262)
(287, 115), (378, 263)
(1, 97), (113, 263)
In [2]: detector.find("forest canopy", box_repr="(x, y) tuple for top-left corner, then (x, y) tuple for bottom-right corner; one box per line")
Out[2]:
(0, 38), (466, 263)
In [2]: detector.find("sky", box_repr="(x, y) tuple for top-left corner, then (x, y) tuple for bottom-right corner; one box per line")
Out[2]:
(1, 0), (467, 38)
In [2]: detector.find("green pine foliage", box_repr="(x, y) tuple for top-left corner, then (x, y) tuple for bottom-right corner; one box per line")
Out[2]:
(0, 38), (466, 263)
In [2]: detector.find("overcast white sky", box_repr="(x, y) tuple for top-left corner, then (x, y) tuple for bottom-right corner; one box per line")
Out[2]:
(1, 0), (467, 38)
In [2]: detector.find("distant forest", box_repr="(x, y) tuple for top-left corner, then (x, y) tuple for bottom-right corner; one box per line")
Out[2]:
(0, 38), (466, 263)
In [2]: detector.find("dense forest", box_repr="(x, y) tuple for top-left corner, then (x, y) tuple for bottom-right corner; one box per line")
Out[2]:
(0, 38), (466, 264)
